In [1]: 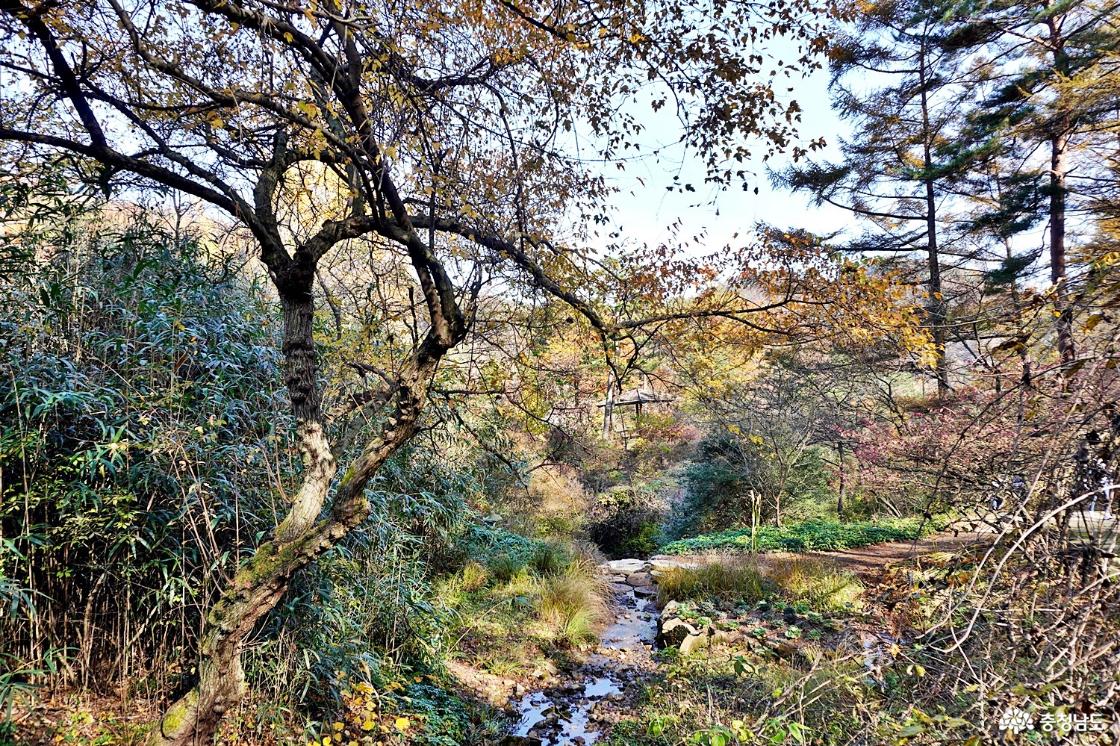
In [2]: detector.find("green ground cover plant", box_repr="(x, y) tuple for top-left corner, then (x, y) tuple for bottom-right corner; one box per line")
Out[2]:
(659, 518), (933, 555)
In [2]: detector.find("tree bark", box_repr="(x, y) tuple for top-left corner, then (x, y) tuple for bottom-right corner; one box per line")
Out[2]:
(146, 282), (449, 745)
(1050, 129), (1074, 368)
(1048, 15), (1075, 370)
(918, 31), (949, 399)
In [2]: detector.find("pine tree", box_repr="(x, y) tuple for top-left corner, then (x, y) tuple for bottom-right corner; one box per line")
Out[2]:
(945, 0), (1120, 368)
(781, 0), (971, 398)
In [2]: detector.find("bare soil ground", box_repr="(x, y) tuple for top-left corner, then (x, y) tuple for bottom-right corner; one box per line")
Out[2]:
(772, 531), (993, 577)
(668, 530), (994, 579)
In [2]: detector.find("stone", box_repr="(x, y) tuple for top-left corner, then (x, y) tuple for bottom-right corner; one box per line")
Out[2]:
(772, 641), (798, 659)
(679, 632), (709, 655)
(649, 556), (702, 577)
(625, 571), (654, 587)
(499, 737), (543, 745)
(633, 585), (656, 598)
(604, 558), (649, 575)
(609, 582), (633, 594)
(710, 630), (738, 647)
(658, 617), (699, 647)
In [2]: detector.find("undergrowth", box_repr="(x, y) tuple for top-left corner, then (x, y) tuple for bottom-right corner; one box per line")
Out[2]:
(657, 557), (864, 614)
(659, 518), (934, 555)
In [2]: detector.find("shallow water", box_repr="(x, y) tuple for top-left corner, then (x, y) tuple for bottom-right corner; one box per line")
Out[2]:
(601, 591), (657, 652)
(511, 581), (657, 744)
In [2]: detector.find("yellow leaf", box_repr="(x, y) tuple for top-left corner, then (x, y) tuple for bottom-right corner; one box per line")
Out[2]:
(394, 717), (410, 732)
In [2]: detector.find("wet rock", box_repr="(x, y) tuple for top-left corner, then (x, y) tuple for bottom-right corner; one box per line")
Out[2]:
(609, 582), (633, 594)
(659, 617), (699, 647)
(499, 736), (543, 745)
(633, 585), (657, 598)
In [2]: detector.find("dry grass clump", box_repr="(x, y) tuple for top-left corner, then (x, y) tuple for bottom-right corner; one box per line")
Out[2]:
(768, 557), (864, 612)
(655, 556), (863, 612)
(536, 554), (607, 648)
(657, 560), (773, 605)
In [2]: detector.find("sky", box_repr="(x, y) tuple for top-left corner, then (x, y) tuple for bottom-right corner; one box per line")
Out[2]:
(598, 52), (856, 253)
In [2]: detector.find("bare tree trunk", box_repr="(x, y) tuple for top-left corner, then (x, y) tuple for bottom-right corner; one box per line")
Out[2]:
(1050, 129), (1074, 368)
(1047, 17), (1075, 370)
(918, 32), (949, 399)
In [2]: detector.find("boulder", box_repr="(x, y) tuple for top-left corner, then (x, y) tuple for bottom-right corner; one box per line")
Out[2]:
(658, 617), (699, 647)
(771, 641), (798, 659)
(633, 585), (657, 598)
(678, 632), (709, 655)
(710, 630), (738, 647)
(604, 558), (649, 575)
(499, 737), (543, 745)
(625, 571), (654, 587)
(649, 556), (702, 577)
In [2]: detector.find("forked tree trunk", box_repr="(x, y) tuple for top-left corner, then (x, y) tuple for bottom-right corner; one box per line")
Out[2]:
(146, 291), (439, 745)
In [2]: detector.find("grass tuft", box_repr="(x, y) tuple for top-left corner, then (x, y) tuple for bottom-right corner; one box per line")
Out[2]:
(657, 561), (773, 606)
(768, 557), (864, 612)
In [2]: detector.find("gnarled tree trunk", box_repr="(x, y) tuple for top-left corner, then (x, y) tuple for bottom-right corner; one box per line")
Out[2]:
(146, 283), (449, 745)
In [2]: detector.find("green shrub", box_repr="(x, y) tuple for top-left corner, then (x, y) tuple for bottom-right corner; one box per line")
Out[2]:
(667, 432), (834, 538)
(586, 485), (665, 559)
(530, 541), (572, 577)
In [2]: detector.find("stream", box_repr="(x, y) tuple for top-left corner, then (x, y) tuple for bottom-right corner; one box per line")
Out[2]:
(507, 560), (659, 745)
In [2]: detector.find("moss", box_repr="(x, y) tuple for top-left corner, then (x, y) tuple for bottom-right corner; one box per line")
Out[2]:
(149, 689), (199, 742)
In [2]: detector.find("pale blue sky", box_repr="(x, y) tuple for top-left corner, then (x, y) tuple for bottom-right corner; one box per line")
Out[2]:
(599, 58), (855, 252)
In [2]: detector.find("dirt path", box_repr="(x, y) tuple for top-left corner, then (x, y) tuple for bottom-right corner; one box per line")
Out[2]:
(764, 531), (993, 578)
(659, 531), (991, 579)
